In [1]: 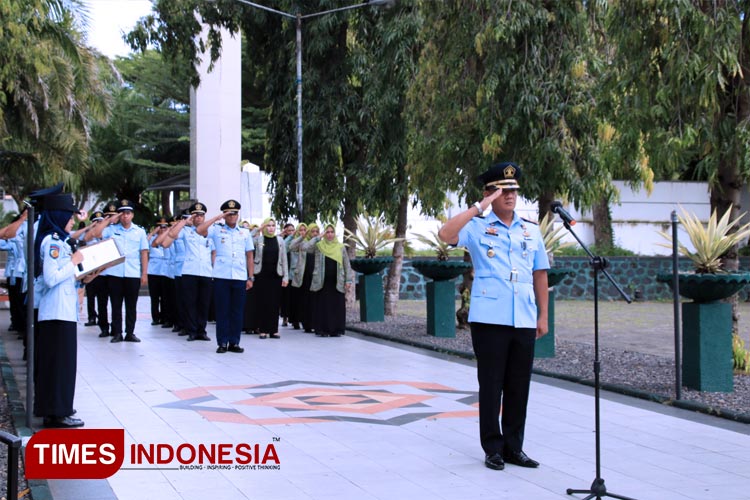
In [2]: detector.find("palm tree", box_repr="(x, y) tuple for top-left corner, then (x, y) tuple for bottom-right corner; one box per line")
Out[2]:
(0, 0), (112, 204)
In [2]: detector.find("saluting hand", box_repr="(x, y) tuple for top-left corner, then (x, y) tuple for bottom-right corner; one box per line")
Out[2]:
(478, 187), (504, 213)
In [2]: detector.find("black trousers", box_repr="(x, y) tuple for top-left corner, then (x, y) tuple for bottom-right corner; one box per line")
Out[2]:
(108, 276), (141, 335)
(97, 275), (110, 335)
(85, 276), (105, 323)
(181, 274), (212, 338)
(7, 278), (26, 333)
(147, 274), (166, 323)
(470, 322), (536, 456)
(173, 276), (184, 329)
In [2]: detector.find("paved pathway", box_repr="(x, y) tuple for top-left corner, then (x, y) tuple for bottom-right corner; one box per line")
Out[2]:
(1, 299), (750, 500)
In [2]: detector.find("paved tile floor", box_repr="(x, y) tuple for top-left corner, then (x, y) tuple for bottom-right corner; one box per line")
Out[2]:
(2, 299), (750, 500)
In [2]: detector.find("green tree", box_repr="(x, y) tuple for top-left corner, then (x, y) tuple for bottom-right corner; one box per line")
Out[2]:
(0, 0), (111, 204)
(87, 50), (191, 218)
(351, 1), (421, 314)
(605, 1), (750, 275)
(410, 1), (625, 221)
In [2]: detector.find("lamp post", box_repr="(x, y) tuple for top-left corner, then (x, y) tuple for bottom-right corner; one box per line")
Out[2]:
(228, 0), (392, 220)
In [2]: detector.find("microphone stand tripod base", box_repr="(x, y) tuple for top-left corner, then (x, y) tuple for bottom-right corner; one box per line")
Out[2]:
(567, 478), (636, 500)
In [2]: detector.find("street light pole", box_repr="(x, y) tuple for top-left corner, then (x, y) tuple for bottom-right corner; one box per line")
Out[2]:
(296, 13), (303, 221)
(225, 0), (392, 221)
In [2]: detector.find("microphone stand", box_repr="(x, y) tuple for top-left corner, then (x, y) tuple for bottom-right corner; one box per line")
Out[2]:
(560, 218), (635, 500)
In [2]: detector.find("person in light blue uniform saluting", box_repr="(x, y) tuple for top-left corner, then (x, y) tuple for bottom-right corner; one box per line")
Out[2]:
(439, 161), (549, 472)
(86, 199), (148, 343)
(197, 199), (254, 353)
(158, 202), (214, 342)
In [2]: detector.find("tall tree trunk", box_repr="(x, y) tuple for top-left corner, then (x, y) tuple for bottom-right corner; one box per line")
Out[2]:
(384, 191), (408, 316)
(712, 156), (743, 331)
(592, 197), (613, 248)
(537, 190), (554, 222)
(342, 198), (357, 307)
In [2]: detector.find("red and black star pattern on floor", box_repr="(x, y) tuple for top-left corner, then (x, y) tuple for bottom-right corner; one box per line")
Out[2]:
(157, 380), (479, 426)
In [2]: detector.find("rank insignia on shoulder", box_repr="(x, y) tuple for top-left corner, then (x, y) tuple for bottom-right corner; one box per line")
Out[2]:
(485, 227), (498, 236)
(49, 245), (60, 259)
(521, 217), (538, 226)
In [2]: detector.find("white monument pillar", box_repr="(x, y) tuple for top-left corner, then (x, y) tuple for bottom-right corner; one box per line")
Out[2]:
(190, 23), (242, 216)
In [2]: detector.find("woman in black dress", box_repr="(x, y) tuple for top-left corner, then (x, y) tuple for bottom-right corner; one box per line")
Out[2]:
(252, 219), (288, 339)
(287, 223), (308, 329)
(295, 223), (319, 333)
(306, 224), (353, 337)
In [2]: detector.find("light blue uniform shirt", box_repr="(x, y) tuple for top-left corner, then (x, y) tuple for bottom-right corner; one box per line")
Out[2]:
(179, 226), (214, 278)
(207, 223), (254, 281)
(38, 234), (78, 322)
(147, 234), (168, 276)
(12, 225), (27, 280)
(0, 240), (14, 278)
(172, 236), (186, 277)
(458, 211), (549, 329)
(163, 244), (175, 279)
(102, 223), (149, 278)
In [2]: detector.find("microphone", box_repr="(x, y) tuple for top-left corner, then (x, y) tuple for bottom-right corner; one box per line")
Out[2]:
(550, 201), (576, 226)
(66, 238), (85, 272)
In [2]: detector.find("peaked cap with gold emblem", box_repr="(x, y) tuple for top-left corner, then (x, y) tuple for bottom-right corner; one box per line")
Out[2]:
(477, 161), (521, 191)
(189, 202), (207, 215)
(220, 199), (241, 214)
(104, 202), (119, 216)
(89, 210), (104, 222)
(117, 199), (135, 211)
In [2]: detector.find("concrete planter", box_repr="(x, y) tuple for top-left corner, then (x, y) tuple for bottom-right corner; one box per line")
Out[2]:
(351, 257), (393, 322)
(412, 260), (472, 338)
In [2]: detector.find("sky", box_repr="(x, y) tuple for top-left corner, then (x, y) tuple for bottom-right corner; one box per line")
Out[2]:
(85, 0), (154, 58)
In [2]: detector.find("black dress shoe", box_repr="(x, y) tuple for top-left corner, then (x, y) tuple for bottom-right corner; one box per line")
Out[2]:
(228, 344), (244, 353)
(151, 320), (161, 326)
(110, 334), (124, 343)
(484, 453), (505, 470)
(43, 416), (85, 428)
(161, 323), (173, 329)
(503, 450), (539, 468)
(98, 331), (110, 338)
(172, 326), (182, 333)
(84, 320), (98, 327)
(216, 345), (228, 353)
(196, 334), (211, 341)
(124, 333), (141, 343)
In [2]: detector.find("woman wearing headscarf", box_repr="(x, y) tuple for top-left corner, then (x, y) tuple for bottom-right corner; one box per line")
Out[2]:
(34, 193), (87, 427)
(287, 223), (308, 330)
(305, 223), (353, 337)
(291, 223), (319, 332)
(252, 218), (289, 339)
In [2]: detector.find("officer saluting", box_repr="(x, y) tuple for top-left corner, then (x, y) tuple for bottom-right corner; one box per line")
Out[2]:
(86, 199), (149, 343)
(438, 161), (549, 472)
(196, 200), (254, 353)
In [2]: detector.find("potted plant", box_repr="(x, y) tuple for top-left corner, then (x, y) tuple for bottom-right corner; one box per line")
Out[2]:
(411, 229), (472, 281)
(411, 228), (472, 338)
(345, 215), (402, 322)
(656, 205), (750, 392)
(656, 206), (750, 302)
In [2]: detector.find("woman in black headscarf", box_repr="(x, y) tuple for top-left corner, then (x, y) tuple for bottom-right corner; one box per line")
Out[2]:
(34, 193), (86, 427)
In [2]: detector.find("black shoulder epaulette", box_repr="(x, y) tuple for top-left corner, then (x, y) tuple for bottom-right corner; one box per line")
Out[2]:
(521, 217), (538, 226)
